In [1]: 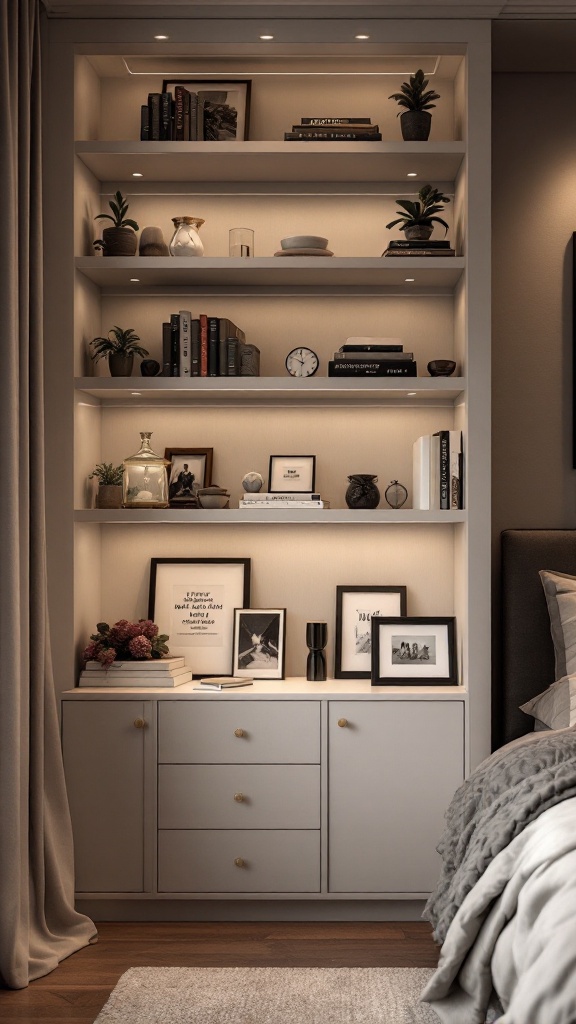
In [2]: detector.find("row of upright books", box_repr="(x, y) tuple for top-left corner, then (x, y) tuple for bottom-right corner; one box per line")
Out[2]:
(327, 339), (417, 377)
(239, 492), (329, 509)
(162, 311), (260, 377)
(412, 431), (464, 511)
(383, 239), (456, 258)
(142, 89), (237, 141)
(284, 116), (382, 142)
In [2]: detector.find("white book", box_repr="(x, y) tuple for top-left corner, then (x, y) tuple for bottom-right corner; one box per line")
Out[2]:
(79, 670), (193, 688)
(84, 657), (185, 673)
(239, 492), (321, 501)
(429, 433), (441, 510)
(412, 435), (431, 510)
(195, 676), (254, 690)
(240, 501), (326, 509)
(179, 309), (192, 377)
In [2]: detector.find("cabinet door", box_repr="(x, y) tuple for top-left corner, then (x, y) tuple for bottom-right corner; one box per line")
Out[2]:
(61, 700), (149, 892)
(328, 700), (464, 894)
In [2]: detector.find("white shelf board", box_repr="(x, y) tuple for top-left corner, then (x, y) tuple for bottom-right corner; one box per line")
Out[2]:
(74, 509), (466, 525)
(75, 140), (466, 185)
(75, 256), (465, 290)
(63, 677), (467, 700)
(75, 376), (466, 407)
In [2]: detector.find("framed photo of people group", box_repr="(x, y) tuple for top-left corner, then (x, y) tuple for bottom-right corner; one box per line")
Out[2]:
(370, 616), (457, 686)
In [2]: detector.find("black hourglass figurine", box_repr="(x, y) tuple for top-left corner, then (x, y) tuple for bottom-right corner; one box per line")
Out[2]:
(306, 621), (328, 681)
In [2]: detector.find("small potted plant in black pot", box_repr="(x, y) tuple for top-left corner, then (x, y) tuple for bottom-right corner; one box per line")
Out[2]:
(90, 325), (149, 376)
(389, 69), (440, 141)
(89, 462), (124, 509)
(386, 184), (450, 241)
(93, 190), (139, 256)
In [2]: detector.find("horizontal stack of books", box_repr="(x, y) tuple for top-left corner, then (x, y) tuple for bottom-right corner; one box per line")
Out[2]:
(328, 339), (417, 377)
(412, 430), (464, 510)
(142, 88), (239, 141)
(162, 311), (260, 377)
(239, 492), (329, 509)
(383, 239), (456, 258)
(284, 117), (382, 141)
(79, 657), (192, 688)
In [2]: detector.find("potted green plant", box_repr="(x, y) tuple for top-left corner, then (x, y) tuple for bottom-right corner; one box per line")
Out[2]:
(93, 190), (139, 256)
(90, 325), (149, 377)
(386, 184), (450, 241)
(89, 462), (124, 509)
(389, 69), (440, 141)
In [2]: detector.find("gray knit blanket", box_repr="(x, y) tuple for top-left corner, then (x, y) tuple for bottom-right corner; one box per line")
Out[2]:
(423, 726), (576, 943)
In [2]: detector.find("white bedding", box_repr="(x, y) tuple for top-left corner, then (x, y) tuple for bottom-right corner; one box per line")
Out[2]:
(421, 796), (576, 1024)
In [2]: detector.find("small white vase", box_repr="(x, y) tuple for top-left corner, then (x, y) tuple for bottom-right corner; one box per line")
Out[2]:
(169, 217), (205, 257)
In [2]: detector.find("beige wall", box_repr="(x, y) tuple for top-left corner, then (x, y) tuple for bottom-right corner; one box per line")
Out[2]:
(492, 73), (576, 537)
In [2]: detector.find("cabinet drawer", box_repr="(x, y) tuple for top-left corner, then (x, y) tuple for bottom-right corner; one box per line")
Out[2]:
(158, 829), (320, 892)
(158, 701), (320, 763)
(158, 764), (320, 829)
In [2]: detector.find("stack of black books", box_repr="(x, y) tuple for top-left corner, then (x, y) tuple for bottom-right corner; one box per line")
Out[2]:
(383, 239), (456, 257)
(161, 312), (257, 377)
(284, 117), (382, 142)
(328, 342), (417, 377)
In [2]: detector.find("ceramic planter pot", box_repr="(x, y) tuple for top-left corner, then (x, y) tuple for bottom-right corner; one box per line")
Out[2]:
(108, 352), (134, 376)
(98, 227), (138, 256)
(345, 474), (380, 509)
(400, 110), (432, 141)
(96, 484), (123, 509)
(404, 224), (433, 241)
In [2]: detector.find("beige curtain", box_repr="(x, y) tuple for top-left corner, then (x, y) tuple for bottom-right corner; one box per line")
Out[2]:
(0, 0), (96, 989)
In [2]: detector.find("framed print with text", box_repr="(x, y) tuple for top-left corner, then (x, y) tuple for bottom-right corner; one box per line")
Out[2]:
(232, 608), (286, 680)
(371, 616), (457, 686)
(335, 585), (407, 679)
(148, 558), (250, 676)
(268, 455), (316, 493)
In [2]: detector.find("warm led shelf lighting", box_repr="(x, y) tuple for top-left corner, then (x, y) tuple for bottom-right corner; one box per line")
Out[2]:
(405, 278), (415, 282)
(132, 172), (143, 177)
(355, 35), (370, 40)
(260, 35), (274, 40)
(154, 35), (169, 40)
(407, 172), (418, 177)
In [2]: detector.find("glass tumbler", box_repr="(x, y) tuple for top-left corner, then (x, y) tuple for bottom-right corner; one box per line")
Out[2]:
(229, 227), (254, 257)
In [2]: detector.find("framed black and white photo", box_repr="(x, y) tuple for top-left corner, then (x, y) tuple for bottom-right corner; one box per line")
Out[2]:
(162, 79), (251, 140)
(164, 447), (213, 508)
(268, 455), (316, 493)
(232, 608), (286, 679)
(335, 585), (407, 679)
(148, 558), (250, 676)
(371, 616), (457, 686)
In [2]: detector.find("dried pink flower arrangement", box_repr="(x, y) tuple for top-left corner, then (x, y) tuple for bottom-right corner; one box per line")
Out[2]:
(83, 618), (169, 668)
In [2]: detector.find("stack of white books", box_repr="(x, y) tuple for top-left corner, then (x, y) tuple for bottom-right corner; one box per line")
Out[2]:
(239, 492), (330, 509)
(79, 656), (192, 687)
(412, 430), (463, 511)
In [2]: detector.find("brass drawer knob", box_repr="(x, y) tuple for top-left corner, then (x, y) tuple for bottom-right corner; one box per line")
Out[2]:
(234, 857), (246, 868)
(337, 718), (348, 728)
(234, 792), (244, 802)
(234, 728), (245, 738)
(133, 718), (146, 729)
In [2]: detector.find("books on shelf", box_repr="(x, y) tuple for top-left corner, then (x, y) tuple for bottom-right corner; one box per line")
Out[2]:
(240, 500), (329, 509)
(284, 117), (381, 141)
(332, 351), (413, 362)
(143, 88), (237, 141)
(388, 240), (452, 250)
(412, 430), (463, 510)
(328, 360), (417, 377)
(196, 677), (254, 690)
(383, 241), (456, 257)
(80, 657), (192, 688)
(161, 313), (251, 377)
(240, 492), (329, 509)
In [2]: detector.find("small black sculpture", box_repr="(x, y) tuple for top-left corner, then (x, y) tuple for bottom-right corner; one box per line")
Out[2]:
(140, 359), (161, 377)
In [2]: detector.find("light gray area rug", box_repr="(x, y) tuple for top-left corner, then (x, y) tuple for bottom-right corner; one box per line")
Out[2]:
(93, 966), (439, 1024)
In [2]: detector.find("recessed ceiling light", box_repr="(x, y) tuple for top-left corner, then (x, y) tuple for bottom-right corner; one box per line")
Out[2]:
(407, 172), (417, 177)
(132, 172), (143, 177)
(260, 34), (274, 40)
(406, 392), (417, 397)
(130, 278), (140, 282)
(154, 34), (169, 40)
(131, 392), (142, 396)
(405, 278), (415, 282)
(355, 34), (370, 40)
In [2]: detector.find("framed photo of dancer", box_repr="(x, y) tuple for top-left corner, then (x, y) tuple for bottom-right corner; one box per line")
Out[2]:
(335, 585), (407, 679)
(232, 608), (286, 680)
(164, 447), (213, 508)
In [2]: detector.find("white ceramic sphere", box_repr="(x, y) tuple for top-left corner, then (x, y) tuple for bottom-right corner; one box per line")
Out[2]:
(242, 471), (264, 492)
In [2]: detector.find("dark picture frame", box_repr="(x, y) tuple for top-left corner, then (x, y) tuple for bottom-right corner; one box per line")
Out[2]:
(232, 608), (286, 680)
(162, 79), (251, 140)
(268, 455), (316, 493)
(164, 447), (213, 508)
(335, 585), (407, 679)
(371, 616), (457, 686)
(148, 558), (250, 676)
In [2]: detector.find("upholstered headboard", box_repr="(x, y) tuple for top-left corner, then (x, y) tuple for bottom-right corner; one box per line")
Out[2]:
(499, 529), (576, 746)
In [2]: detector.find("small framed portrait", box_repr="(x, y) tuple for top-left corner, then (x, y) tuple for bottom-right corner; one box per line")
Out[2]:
(268, 455), (316, 493)
(164, 448), (213, 508)
(161, 79), (251, 140)
(335, 585), (407, 679)
(232, 608), (286, 680)
(371, 616), (457, 686)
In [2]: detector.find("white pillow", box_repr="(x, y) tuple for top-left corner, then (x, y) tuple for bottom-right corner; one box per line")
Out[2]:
(520, 675), (576, 730)
(539, 569), (576, 679)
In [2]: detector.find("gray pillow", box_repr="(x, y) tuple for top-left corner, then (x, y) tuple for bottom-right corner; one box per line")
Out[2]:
(520, 674), (576, 730)
(539, 568), (576, 678)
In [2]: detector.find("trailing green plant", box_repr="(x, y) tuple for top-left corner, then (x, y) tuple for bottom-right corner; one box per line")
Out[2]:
(385, 184), (451, 234)
(90, 325), (149, 363)
(94, 190), (139, 230)
(89, 462), (123, 486)
(389, 69), (440, 114)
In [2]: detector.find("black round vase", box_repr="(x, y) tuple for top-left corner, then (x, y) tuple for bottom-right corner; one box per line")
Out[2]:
(345, 474), (380, 509)
(306, 621), (328, 682)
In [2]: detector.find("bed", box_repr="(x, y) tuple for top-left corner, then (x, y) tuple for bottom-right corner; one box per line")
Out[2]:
(421, 529), (576, 1024)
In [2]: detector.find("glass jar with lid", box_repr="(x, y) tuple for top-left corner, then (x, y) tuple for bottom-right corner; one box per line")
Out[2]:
(122, 432), (170, 508)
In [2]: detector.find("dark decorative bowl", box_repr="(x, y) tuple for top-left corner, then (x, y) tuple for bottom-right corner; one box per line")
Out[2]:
(427, 360), (457, 377)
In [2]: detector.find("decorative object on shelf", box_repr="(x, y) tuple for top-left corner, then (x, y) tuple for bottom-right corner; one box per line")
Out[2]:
(169, 216), (205, 256)
(148, 557), (251, 676)
(241, 471), (263, 493)
(89, 462), (124, 510)
(229, 227), (254, 257)
(139, 226), (169, 256)
(122, 432), (170, 508)
(197, 486), (230, 510)
(269, 454), (316, 493)
(82, 618), (170, 668)
(164, 447), (213, 509)
(388, 68), (440, 142)
(232, 608), (286, 680)
(92, 190), (139, 256)
(89, 325), (149, 377)
(284, 117), (381, 142)
(385, 184), (450, 242)
(140, 359), (161, 376)
(161, 79), (251, 140)
(306, 621), (328, 682)
(285, 346), (319, 378)
(383, 239), (456, 258)
(345, 474), (380, 509)
(335, 586), (407, 680)
(274, 247), (334, 257)
(281, 235), (329, 250)
(428, 359), (457, 377)
(239, 343), (261, 376)
(370, 615), (457, 686)
(384, 480), (408, 509)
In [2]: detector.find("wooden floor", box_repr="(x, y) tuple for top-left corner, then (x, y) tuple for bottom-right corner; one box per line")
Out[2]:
(0, 921), (438, 1022)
